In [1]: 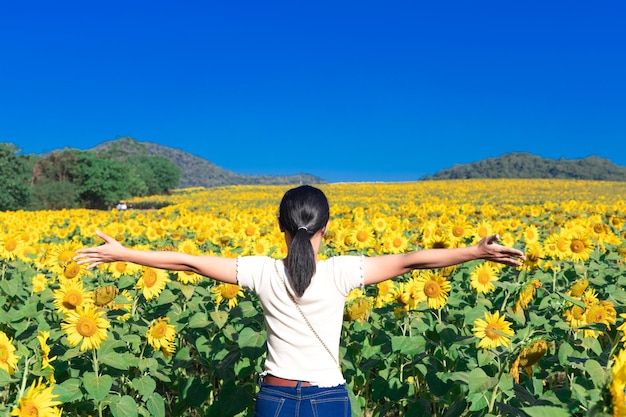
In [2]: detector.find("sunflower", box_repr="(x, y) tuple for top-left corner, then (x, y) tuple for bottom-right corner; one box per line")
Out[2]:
(563, 304), (587, 329)
(611, 348), (626, 417)
(344, 297), (373, 323)
(565, 231), (594, 263)
(135, 267), (171, 301)
(470, 263), (499, 294)
(414, 271), (451, 310)
(448, 215), (472, 242)
(37, 331), (56, 373)
(383, 231), (410, 254)
(523, 242), (544, 270)
(58, 260), (86, 282)
(472, 220), (494, 244)
(46, 240), (82, 276)
(93, 286), (119, 309)
(53, 279), (93, 316)
(146, 317), (177, 353)
(509, 339), (549, 383)
(32, 273), (48, 293)
(375, 280), (397, 308)
(423, 232), (453, 250)
(350, 224), (376, 251)
(514, 279), (542, 313)
(543, 231), (570, 260)
(472, 310), (515, 349)
(212, 283), (245, 309)
(0, 330), (19, 375)
(523, 224), (540, 244)
(346, 288), (365, 302)
(175, 270), (203, 285)
(372, 216), (388, 234)
(0, 233), (23, 260)
(109, 260), (141, 279)
(584, 300), (616, 338)
(10, 377), (62, 417)
(618, 314), (626, 343)
(61, 306), (110, 351)
(250, 237), (273, 256)
(568, 278), (589, 298)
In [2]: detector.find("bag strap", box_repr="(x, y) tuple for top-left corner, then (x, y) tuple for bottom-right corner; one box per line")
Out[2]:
(274, 259), (338, 366)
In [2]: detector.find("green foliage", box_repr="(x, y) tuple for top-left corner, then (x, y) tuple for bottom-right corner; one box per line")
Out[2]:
(423, 152), (626, 181)
(76, 152), (134, 210)
(0, 143), (184, 210)
(0, 143), (33, 211)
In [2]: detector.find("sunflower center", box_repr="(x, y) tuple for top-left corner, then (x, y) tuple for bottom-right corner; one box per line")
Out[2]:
(356, 231), (369, 243)
(143, 270), (157, 287)
(423, 281), (441, 298)
(5, 240), (17, 251)
(22, 402), (39, 417)
(587, 307), (605, 323)
(452, 227), (464, 237)
(477, 271), (491, 285)
(77, 317), (98, 337)
(64, 262), (80, 279)
(114, 262), (127, 273)
(63, 291), (82, 308)
(570, 240), (585, 253)
(484, 323), (500, 340)
(593, 224), (604, 234)
(392, 238), (403, 248)
(151, 323), (168, 339)
(221, 285), (239, 299)
(245, 226), (256, 237)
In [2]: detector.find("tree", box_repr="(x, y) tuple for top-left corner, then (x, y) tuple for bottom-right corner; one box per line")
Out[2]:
(30, 149), (83, 210)
(127, 155), (181, 195)
(0, 143), (32, 211)
(77, 152), (133, 210)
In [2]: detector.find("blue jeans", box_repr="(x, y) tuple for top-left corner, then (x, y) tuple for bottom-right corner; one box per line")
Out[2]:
(255, 380), (351, 417)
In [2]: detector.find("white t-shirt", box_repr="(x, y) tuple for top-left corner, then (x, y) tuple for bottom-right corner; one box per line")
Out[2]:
(237, 255), (364, 387)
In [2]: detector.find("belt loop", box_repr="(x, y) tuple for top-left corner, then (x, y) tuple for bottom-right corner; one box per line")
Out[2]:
(258, 374), (264, 385)
(296, 380), (302, 394)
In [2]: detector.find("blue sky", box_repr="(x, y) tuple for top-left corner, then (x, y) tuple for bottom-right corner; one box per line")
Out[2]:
(1, 1), (625, 183)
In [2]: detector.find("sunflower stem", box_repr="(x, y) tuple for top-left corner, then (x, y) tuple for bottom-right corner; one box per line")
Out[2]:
(92, 348), (99, 377)
(17, 355), (31, 400)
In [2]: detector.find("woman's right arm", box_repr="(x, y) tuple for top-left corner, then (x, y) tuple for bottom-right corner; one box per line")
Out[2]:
(74, 230), (239, 284)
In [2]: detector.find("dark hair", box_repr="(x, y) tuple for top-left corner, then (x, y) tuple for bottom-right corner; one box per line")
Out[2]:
(278, 185), (330, 297)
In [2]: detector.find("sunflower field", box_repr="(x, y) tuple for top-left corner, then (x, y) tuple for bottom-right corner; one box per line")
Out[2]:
(1, 179), (626, 417)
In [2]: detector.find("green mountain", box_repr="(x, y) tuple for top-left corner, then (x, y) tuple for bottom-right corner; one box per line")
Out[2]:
(422, 152), (626, 181)
(91, 137), (327, 188)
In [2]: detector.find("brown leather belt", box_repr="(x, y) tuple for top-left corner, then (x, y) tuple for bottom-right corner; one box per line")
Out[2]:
(262, 375), (313, 387)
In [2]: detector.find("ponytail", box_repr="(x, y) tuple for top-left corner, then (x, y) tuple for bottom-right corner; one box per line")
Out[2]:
(278, 186), (330, 297)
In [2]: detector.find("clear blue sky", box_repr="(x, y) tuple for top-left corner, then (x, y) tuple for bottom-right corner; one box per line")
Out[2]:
(1, 1), (625, 183)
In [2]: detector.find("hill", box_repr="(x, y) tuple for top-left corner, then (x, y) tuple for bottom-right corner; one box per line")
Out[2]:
(422, 152), (626, 181)
(91, 137), (327, 188)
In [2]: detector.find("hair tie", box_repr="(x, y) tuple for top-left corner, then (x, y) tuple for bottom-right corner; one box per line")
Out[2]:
(298, 226), (308, 232)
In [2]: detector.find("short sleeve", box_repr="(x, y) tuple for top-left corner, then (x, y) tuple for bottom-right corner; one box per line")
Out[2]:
(236, 256), (271, 291)
(325, 256), (364, 296)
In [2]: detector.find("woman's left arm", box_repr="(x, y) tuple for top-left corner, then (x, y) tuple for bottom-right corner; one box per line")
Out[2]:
(362, 234), (525, 285)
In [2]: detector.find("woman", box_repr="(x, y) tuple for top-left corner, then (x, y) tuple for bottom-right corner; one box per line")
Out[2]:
(75, 185), (525, 417)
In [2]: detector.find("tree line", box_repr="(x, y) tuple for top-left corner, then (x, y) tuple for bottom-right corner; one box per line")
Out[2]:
(422, 152), (626, 181)
(0, 143), (180, 211)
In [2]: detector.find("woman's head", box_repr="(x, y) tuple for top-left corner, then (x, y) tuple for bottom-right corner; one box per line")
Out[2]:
(278, 185), (329, 297)
(278, 185), (330, 237)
